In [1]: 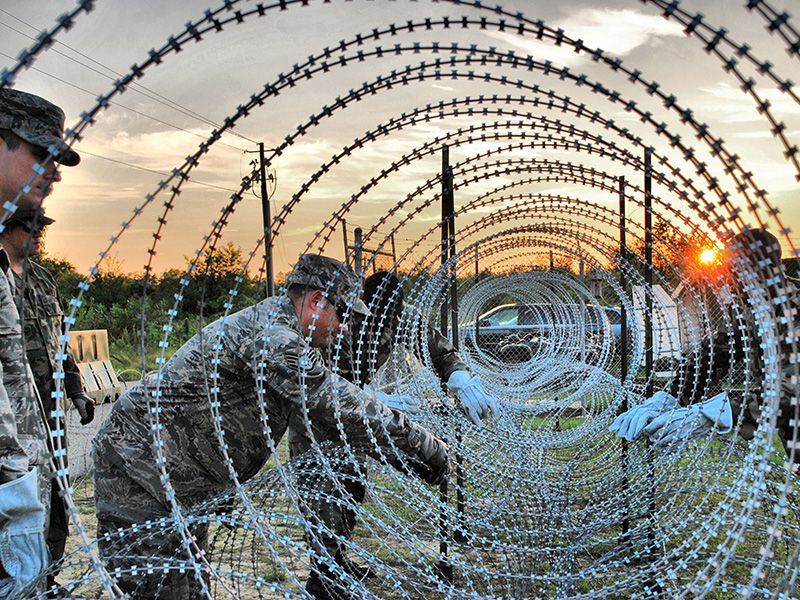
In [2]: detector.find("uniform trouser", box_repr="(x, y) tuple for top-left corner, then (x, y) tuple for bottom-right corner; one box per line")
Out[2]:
(45, 417), (68, 573)
(93, 453), (209, 600)
(287, 426), (367, 568)
(47, 480), (68, 574)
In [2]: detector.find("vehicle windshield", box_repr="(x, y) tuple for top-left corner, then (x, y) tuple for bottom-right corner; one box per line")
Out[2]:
(483, 306), (519, 326)
(478, 303), (618, 329)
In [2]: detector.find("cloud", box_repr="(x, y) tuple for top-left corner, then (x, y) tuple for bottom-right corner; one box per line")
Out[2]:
(99, 128), (238, 172)
(693, 81), (800, 124)
(557, 8), (684, 55)
(485, 8), (684, 67)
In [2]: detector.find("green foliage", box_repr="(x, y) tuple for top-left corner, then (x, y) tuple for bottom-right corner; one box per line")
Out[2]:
(624, 218), (709, 285)
(46, 243), (262, 378)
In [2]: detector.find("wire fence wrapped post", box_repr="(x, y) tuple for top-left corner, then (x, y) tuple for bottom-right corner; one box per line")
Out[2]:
(644, 147), (661, 594)
(619, 175), (630, 541)
(437, 144), (453, 582)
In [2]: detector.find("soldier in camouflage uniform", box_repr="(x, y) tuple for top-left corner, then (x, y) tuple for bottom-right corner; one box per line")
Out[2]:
(0, 206), (95, 588)
(291, 270), (496, 599)
(92, 254), (449, 599)
(325, 270), (468, 386)
(663, 229), (799, 453)
(0, 88), (81, 596)
(613, 229), (800, 455)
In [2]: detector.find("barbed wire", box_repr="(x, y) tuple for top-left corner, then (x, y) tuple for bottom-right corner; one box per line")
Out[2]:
(1, 1), (798, 598)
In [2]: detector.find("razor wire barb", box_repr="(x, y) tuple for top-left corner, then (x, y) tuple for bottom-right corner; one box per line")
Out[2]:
(2, 0), (800, 598)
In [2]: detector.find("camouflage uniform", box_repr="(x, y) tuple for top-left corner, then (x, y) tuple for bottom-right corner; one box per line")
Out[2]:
(0, 248), (37, 484)
(13, 258), (86, 571)
(93, 287), (447, 598)
(320, 268), (466, 388)
(669, 275), (800, 453)
(290, 304), (466, 587)
(0, 88), (80, 488)
(0, 248), (50, 506)
(328, 309), (467, 387)
(0, 87), (81, 594)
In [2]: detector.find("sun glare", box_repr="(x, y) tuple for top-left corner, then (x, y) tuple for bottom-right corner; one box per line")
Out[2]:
(698, 247), (719, 266)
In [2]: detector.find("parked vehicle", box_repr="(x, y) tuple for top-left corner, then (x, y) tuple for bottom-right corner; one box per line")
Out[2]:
(462, 303), (622, 361)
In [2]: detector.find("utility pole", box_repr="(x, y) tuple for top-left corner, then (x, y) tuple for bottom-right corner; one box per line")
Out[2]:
(259, 143), (274, 297)
(246, 143), (275, 297)
(354, 227), (363, 276)
(341, 218), (350, 268)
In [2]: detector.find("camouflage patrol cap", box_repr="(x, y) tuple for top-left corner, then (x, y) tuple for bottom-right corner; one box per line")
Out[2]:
(5, 206), (55, 229)
(0, 89), (80, 167)
(289, 254), (370, 316)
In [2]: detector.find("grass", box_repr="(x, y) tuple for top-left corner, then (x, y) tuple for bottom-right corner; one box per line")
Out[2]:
(53, 406), (799, 599)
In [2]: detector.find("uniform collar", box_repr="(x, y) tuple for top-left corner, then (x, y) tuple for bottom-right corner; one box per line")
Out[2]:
(275, 295), (302, 332)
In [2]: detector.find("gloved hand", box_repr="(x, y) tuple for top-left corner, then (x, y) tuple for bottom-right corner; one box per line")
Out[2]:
(644, 392), (733, 447)
(71, 393), (95, 425)
(0, 468), (48, 598)
(446, 370), (499, 426)
(364, 385), (422, 414)
(609, 391), (679, 441)
(404, 424), (450, 486)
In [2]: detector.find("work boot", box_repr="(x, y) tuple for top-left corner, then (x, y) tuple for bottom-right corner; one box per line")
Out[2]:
(305, 569), (352, 600)
(45, 576), (66, 599)
(335, 550), (376, 581)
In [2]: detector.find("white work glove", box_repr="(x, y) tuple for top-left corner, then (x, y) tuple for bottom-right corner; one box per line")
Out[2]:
(364, 384), (422, 415)
(446, 370), (499, 426)
(609, 391), (679, 441)
(644, 392), (733, 447)
(0, 468), (48, 598)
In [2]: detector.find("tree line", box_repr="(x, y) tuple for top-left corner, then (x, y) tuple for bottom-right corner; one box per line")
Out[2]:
(40, 242), (269, 379)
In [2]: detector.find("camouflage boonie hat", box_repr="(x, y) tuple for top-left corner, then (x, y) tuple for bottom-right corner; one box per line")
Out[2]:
(289, 254), (370, 316)
(5, 206), (55, 229)
(0, 89), (80, 167)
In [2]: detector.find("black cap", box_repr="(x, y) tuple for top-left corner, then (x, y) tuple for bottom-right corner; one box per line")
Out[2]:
(5, 207), (55, 229)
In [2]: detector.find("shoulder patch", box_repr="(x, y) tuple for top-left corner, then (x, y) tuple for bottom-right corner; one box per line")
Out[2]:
(284, 347), (324, 374)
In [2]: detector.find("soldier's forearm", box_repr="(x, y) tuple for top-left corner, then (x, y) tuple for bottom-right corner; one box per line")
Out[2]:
(62, 353), (84, 398)
(0, 379), (29, 483)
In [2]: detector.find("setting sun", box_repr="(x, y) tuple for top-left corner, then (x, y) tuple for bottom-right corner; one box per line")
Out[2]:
(698, 247), (719, 266)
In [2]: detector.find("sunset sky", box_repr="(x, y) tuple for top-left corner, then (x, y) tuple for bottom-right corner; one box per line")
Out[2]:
(1, 0), (797, 278)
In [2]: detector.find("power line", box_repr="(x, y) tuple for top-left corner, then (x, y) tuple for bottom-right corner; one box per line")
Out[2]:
(0, 10), (259, 147)
(78, 148), (239, 193)
(0, 50), (249, 153)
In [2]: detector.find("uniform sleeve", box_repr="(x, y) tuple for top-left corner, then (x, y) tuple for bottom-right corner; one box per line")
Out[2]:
(0, 358), (28, 483)
(51, 272), (85, 398)
(669, 330), (762, 438)
(267, 328), (438, 466)
(0, 272), (29, 482)
(62, 352), (84, 399)
(668, 334), (727, 407)
(425, 324), (468, 383)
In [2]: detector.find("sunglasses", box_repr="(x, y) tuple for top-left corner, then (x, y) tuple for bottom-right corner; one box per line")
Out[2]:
(33, 148), (52, 164)
(27, 143), (54, 164)
(332, 301), (348, 323)
(11, 221), (46, 234)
